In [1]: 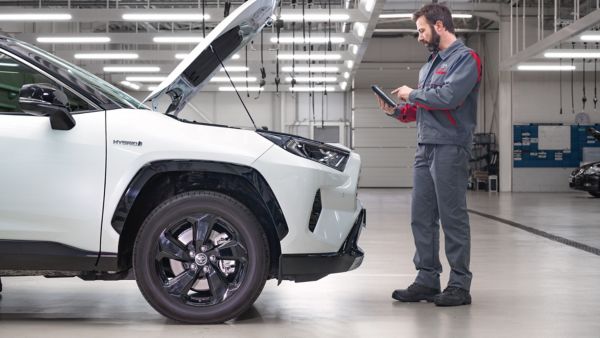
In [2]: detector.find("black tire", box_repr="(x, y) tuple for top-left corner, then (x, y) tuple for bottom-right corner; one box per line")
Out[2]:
(589, 191), (600, 198)
(133, 191), (269, 324)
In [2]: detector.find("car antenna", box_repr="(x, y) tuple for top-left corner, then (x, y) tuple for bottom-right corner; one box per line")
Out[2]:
(210, 45), (257, 129)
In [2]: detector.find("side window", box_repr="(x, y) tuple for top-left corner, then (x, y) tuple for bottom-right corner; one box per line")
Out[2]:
(0, 52), (94, 114)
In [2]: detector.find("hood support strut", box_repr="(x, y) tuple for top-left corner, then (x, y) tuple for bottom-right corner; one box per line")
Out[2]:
(209, 45), (257, 129)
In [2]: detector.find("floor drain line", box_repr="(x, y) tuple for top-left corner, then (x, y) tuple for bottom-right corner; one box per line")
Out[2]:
(467, 209), (600, 256)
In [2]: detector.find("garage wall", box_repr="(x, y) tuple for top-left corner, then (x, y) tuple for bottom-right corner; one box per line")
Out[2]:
(510, 70), (600, 192)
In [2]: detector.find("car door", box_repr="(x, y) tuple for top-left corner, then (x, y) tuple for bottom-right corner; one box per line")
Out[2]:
(0, 51), (106, 255)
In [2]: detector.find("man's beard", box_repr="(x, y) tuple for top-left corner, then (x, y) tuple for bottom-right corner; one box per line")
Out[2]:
(424, 26), (441, 53)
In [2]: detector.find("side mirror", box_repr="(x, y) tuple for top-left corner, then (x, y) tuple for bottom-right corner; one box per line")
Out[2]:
(18, 83), (76, 131)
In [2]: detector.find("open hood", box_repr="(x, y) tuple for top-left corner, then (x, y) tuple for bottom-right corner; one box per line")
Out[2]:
(144, 0), (276, 115)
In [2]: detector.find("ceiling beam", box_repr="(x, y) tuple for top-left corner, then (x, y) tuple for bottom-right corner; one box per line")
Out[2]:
(500, 8), (600, 70)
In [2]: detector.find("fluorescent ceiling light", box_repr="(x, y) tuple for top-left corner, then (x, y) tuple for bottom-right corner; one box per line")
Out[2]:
(0, 14), (71, 21)
(340, 81), (348, 90)
(219, 66), (249, 72)
(125, 76), (167, 82)
(122, 13), (210, 21)
(270, 36), (346, 44)
(379, 13), (473, 19)
(285, 76), (337, 82)
(219, 86), (264, 91)
(350, 44), (359, 55)
(153, 36), (203, 43)
(282, 66), (339, 72)
(37, 36), (110, 43)
(210, 76), (257, 82)
(346, 60), (354, 69)
(104, 66), (160, 72)
(0, 62), (19, 67)
(278, 53), (342, 60)
(544, 50), (600, 58)
(280, 14), (350, 22)
(120, 81), (140, 90)
(517, 65), (576, 71)
(343, 72), (350, 79)
(289, 86), (336, 92)
(147, 86), (158, 91)
(175, 53), (188, 59)
(74, 53), (138, 60)
(379, 13), (412, 19)
(232, 54), (241, 60)
(580, 35), (600, 41)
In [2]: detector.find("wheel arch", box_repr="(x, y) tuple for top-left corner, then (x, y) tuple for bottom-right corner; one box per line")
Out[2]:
(111, 160), (287, 278)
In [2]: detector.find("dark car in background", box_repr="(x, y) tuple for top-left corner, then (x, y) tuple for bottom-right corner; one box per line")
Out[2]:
(570, 128), (600, 197)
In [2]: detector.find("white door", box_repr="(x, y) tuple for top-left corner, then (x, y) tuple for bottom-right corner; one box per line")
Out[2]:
(0, 52), (106, 252)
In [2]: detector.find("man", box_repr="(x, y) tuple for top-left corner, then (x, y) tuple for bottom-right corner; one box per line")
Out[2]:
(375, 3), (481, 307)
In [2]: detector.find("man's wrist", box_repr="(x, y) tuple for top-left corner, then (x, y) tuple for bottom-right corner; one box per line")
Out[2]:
(407, 89), (418, 102)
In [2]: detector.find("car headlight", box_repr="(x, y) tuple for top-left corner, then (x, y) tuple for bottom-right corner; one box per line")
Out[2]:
(584, 165), (600, 175)
(257, 130), (349, 172)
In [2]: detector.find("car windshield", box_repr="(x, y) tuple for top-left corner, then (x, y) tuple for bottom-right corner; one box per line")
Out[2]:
(15, 40), (149, 110)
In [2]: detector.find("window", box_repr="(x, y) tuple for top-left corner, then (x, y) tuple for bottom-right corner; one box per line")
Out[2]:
(0, 52), (94, 114)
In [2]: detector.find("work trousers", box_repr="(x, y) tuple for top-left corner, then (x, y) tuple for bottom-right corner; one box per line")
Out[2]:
(411, 143), (472, 291)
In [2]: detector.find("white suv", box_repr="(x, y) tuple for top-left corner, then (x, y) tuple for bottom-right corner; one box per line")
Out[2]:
(0, 0), (365, 324)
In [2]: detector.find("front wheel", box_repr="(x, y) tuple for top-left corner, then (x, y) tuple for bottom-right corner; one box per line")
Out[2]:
(133, 191), (269, 323)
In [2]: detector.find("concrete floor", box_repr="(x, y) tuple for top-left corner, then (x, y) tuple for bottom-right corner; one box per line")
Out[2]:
(0, 189), (599, 337)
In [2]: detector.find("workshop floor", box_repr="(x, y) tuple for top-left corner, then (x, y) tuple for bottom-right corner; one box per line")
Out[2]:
(0, 189), (598, 338)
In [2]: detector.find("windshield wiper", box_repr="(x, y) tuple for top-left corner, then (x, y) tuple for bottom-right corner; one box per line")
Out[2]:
(209, 44), (257, 129)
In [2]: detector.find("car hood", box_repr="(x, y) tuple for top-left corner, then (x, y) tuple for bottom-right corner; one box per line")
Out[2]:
(143, 0), (276, 115)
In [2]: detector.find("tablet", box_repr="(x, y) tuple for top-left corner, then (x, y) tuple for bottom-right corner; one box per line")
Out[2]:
(371, 85), (397, 107)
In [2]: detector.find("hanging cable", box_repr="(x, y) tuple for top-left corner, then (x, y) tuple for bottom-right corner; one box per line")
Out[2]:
(583, 42), (588, 111)
(572, 42), (576, 114)
(202, 0), (206, 37)
(292, 22), (297, 89)
(559, 44), (563, 115)
(275, 49), (280, 93)
(245, 45), (249, 98)
(595, 42), (599, 110)
(323, 16), (327, 128)
(255, 30), (266, 99)
(327, 0), (332, 52)
(302, 0), (306, 51)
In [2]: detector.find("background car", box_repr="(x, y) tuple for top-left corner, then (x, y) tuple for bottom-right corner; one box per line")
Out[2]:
(569, 127), (600, 198)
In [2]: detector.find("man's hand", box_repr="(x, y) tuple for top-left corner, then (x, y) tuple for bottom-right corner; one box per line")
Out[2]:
(391, 85), (414, 102)
(374, 94), (396, 116)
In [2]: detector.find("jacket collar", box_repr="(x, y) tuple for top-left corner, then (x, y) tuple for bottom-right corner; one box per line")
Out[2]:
(427, 39), (463, 62)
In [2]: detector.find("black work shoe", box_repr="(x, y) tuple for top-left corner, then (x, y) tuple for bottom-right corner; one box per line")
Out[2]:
(392, 283), (441, 302)
(434, 286), (472, 306)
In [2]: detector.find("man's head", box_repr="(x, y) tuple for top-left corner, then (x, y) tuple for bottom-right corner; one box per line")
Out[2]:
(413, 4), (456, 53)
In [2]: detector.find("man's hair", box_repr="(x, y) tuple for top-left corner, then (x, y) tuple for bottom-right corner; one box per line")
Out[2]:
(413, 3), (455, 34)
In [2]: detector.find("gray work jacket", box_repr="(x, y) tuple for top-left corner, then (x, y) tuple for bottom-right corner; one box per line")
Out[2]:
(391, 39), (482, 148)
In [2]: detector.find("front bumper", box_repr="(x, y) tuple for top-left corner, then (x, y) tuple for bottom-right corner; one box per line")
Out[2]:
(278, 208), (366, 283)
